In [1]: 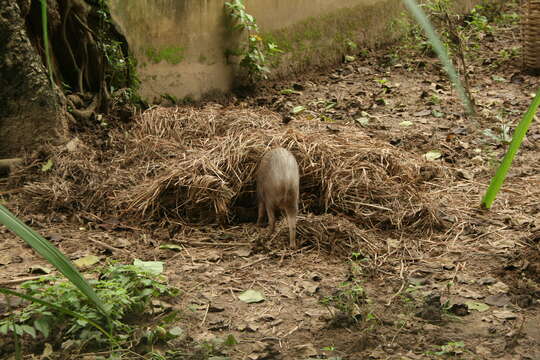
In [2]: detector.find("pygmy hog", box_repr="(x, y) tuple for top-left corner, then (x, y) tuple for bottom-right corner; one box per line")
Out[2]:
(256, 147), (300, 248)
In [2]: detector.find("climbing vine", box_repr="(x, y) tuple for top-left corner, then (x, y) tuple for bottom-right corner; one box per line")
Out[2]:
(224, 0), (282, 84)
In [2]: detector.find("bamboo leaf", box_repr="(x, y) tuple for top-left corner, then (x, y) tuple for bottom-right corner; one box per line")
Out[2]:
(481, 88), (540, 208)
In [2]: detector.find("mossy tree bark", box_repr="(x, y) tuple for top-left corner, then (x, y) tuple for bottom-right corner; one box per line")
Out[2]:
(0, 0), (68, 157)
(0, 0), (133, 157)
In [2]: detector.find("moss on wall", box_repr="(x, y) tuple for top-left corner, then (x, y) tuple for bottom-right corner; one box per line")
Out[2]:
(262, 0), (405, 76)
(261, 0), (482, 78)
(145, 46), (186, 65)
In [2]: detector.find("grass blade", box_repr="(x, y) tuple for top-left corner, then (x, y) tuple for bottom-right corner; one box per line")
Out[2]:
(481, 88), (540, 208)
(0, 205), (108, 317)
(401, 0), (474, 114)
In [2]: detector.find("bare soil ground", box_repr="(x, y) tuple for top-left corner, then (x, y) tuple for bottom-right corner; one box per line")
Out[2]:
(1, 4), (539, 360)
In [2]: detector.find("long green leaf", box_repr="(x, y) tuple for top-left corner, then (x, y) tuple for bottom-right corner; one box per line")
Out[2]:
(0, 205), (108, 316)
(0, 287), (113, 342)
(401, 0), (473, 114)
(481, 88), (540, 208)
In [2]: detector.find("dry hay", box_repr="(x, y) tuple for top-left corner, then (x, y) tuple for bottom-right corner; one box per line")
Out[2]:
(116, 105), (444, 231)
(21, 138), (129, 214)
(16, 105), (447, 234)
(296, 214), (382, 258)
(241, 213), (383, 260)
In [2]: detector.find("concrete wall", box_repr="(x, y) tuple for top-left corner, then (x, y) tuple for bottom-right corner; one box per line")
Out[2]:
(109, 0), (478, 102)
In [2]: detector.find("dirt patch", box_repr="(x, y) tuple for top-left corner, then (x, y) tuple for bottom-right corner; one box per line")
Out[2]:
(495, 234), (540, 308)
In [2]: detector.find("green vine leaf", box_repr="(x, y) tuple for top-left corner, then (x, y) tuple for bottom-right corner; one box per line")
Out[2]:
(224, 0), (282, 83)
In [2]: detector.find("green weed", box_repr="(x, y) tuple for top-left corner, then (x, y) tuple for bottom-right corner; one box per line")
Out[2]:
(0, 262), (180, 352)
(225, 0), (283, 83)
(321, 253), (375, 325)
(94, 0), (140, 93)
(426, 340), (467, 356)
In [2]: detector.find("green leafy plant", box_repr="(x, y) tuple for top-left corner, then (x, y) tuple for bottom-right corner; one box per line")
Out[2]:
(0, 206), (179, 357)
(421, 0), (490, 49)
(0, 287), (112, 343)
(475, 0), (518, 25)
(344, 39), (358, 61)
(0, 204), (108, 358)
(490, 47), (520, 68)
(499, 11), (520, 26)
(426, 341), (467, 356)
(429, 94), (442, 104)
(225, 0), (282, 83)
(0, 261), (180, 351)
(465, 6), (492, 34)
(482, 124), (512, 145)
(95, 0), (140, 94)
(321, 253), (374, 323)
(345, 39), (358, 51)
(321, 280), (367, 319)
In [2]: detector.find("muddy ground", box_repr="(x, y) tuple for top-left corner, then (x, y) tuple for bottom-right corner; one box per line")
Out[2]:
(1, 3), (539, 360)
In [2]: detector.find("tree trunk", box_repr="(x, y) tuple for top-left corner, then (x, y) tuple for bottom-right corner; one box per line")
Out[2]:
(0, 0), (68, 157)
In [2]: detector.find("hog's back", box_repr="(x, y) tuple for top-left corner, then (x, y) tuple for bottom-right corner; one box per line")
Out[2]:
(257, 147), (299, 208)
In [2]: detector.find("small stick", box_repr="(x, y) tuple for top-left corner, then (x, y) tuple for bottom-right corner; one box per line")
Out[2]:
(471, 226), (509, 242)
(177, 241), (251, 247)
(0, 188), (24, 196)
(87, 237), (130, 255)
(0, 275), (53, 285)
(386, 261), (409, 307)
(283, 324), (300, 338)
(239, 256), (268, 270)
(200, 303), (210, 326)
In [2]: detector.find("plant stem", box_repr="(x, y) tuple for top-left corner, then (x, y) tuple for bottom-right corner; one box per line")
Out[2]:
(40, 0), (54, 85)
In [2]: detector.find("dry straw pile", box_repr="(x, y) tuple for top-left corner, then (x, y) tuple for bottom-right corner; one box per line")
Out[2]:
(17, 105), (445, 243)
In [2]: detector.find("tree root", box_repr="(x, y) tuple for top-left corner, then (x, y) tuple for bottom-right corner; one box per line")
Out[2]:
(61, 0), (83, 92)
(68, 93), (100, 123)
(32, 0), (132, 127)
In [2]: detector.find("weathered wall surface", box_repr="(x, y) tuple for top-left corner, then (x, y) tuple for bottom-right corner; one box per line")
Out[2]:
(109, 0), (478, 102)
